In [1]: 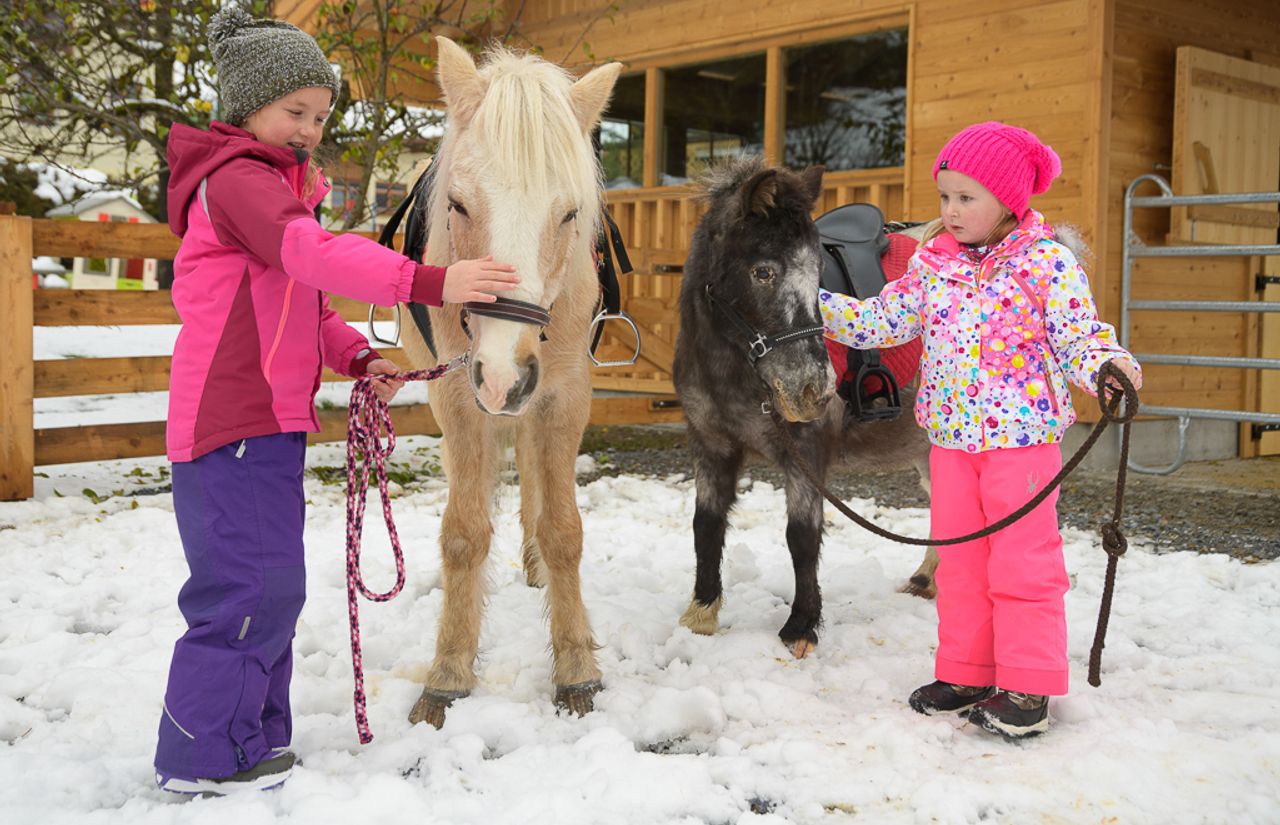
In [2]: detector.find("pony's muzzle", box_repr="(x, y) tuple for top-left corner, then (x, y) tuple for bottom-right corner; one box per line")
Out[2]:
(770, 369), (834, 423)
(471, 353), (540, 415)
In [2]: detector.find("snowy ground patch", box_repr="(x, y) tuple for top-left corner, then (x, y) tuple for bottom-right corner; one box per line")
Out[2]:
(1, 440), (1277, 824)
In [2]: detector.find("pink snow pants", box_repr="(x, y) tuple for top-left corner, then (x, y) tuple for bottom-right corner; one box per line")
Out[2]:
(930, 443), (1069, 696)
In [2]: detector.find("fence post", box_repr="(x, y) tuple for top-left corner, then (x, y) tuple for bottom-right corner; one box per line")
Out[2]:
(0, 214), (34, 500)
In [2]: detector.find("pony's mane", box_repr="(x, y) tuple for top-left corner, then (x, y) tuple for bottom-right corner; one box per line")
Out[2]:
(451, 47), (602, 222)
(699, 155), (768, 201)
(699, 155), (815, 219)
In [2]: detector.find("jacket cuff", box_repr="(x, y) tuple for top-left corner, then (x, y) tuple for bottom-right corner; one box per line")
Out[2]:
(409, 263), (447, 306)
(349, 347), (382, 377)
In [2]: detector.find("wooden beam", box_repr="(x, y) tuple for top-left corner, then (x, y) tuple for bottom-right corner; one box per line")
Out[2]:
(35, 420), (166, 467)
(33, 350), (415, 399)
(32, 219), (179, 259)
(34, 395), (684, 467)
(764, 46), (785, 165)
(35, 290), (179, 326)
(0, 215), (34, 500)
(643, 67), (664, 188)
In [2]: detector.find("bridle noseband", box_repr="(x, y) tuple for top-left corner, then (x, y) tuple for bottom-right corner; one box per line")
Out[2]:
(704, 284), (825, 365)
(460, 297), (552, 341)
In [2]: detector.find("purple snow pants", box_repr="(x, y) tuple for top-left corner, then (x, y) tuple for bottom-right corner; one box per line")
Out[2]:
(155, 432), (307, 780)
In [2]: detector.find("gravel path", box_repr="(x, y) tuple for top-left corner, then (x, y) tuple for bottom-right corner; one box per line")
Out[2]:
(579, 425), (1280, 562)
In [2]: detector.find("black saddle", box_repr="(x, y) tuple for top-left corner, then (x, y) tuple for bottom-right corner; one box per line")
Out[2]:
(815, 203), (901, 422)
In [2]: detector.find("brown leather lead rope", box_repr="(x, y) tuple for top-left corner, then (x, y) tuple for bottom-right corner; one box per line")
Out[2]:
(785, 360), (1139, 684)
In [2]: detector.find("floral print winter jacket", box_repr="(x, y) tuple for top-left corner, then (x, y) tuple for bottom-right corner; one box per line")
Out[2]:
(819, 210), (1140, 453)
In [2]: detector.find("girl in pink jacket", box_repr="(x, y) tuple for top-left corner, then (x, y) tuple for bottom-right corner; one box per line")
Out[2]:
(154, 6), (518, 796)
(819, 122), (1142, 740)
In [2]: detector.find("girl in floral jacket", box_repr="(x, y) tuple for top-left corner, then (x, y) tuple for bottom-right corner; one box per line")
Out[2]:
(819, 121), (1142, 740)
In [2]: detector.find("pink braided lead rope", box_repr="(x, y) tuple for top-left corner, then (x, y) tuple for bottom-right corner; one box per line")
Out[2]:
(344, 354), (464, 744)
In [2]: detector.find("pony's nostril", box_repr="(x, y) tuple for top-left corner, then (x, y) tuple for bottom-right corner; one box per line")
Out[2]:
(470, 358), (484, 385)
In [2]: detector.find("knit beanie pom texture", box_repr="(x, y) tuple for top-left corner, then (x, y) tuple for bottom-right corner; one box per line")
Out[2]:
(208, 4), (340, 126)
(931, 121), (1061, 218)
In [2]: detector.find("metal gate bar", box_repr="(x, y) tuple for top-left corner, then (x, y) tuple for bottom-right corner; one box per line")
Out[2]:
(1120, 174), (1279, 474)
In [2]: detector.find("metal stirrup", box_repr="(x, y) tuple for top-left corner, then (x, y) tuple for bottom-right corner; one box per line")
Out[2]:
(367, 303), (402, 347)
(588, 309), (642, 367)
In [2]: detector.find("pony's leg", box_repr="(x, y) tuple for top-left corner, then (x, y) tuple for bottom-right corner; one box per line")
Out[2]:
(408, 416), (497, 729)
(679, 432), (743, 636)
(516, 424), (547, 588)
(780, 446), (827, 659)
(901, 454), (939, 599)
(521, 399), (602, 715)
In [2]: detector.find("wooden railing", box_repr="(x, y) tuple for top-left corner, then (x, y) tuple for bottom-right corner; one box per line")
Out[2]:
(596, 167), (907, 394)
(0, 169), (905, 500)
(0, 216), (680, 501)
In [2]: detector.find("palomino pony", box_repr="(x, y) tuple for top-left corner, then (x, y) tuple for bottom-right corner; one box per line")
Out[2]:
(673, 157), (931, 658)
(397, 38), (621, 728)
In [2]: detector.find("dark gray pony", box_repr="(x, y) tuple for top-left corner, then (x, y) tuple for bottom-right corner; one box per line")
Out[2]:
(673, 157), (931, 658)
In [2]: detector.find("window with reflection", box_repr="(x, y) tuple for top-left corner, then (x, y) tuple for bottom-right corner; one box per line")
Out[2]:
(599, 73), (646, 189)
(784, 28), (907, 171)
(662, 54), (766, 184)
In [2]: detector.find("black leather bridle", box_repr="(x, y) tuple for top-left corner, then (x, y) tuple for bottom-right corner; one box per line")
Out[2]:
(703, 284), (825, 366)
(460, 297), (552, 341)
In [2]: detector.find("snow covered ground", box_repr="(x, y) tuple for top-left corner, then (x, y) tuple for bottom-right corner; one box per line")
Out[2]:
(2, 436), (1278, 824)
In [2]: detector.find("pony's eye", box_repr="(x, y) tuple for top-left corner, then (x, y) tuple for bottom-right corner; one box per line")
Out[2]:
(562, 209), (578, 225)
(751, 265), (776, 283)
(448, 199), (469, 217)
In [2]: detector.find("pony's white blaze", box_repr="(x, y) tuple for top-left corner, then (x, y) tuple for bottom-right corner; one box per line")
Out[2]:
(471, 190), (549, 413)
(781, 246), (822, 323)
(435, 41), (612, 414)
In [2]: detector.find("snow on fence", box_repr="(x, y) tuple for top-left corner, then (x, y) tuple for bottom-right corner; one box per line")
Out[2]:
(0, 215), (684, 501)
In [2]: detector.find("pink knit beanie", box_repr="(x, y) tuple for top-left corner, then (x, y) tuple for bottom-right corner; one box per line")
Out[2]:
(931, 121), (1061, 218)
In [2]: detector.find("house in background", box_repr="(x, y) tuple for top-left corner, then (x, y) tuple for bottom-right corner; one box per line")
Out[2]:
(45, 191), (159, 290)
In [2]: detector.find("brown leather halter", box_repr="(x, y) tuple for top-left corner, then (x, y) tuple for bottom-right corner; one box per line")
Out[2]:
(460, 297), (552, 342)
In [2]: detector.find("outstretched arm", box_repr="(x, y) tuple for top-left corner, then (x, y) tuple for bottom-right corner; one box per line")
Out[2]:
(819, 260), (926, 349)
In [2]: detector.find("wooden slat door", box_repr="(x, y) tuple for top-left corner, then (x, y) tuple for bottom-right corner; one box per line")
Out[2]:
(1171, 46), (1280, 456)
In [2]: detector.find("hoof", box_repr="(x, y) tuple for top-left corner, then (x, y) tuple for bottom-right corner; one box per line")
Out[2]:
(679, 596), (722, 636)
(899, 574), (937, 600)
(787, 638), (816, 659)
(554, 680), (603, 717)
(408, 687), (469, 729)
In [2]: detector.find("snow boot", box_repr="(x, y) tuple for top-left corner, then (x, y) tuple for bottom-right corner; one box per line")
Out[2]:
(908, 680), (996, 715)
(969, 691), (1049, 740)
(157, 750), (295, 797)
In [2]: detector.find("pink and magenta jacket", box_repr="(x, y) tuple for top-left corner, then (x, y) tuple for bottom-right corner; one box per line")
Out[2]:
(165, 121), (447, 461)
(819, 210), (1141, 453)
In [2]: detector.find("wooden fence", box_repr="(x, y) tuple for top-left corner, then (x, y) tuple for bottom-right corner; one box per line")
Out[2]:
(0, 167), (904, 500)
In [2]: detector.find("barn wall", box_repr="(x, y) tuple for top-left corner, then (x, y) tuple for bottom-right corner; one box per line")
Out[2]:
(517, 0), (1100, 228)
(1107, 0), (1280, 442)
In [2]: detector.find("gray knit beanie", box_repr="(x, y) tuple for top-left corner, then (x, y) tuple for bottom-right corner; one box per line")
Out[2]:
(209, 4), (340, 126)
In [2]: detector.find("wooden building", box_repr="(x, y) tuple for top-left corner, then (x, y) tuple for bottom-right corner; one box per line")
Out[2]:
(293, 0), (1280, 459)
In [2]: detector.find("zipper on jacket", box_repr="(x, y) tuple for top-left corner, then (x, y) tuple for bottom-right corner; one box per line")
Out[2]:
(262, 279), (297, 383)
(1041, 353), (1062, 415)
(1010, 270), (1045, 315)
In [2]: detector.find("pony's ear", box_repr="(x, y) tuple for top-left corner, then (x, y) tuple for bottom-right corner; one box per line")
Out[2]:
(741, 168), (780, 217)
(569, 62), (623, 134)
(436, 37), (485, 127)
(799, 165), (825, 207)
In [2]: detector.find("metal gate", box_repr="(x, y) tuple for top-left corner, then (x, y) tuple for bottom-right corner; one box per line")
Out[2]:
(1121, 174), (1280, 473)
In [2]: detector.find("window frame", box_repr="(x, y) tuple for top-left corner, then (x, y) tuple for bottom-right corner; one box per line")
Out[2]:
(606, 12), (910, 188)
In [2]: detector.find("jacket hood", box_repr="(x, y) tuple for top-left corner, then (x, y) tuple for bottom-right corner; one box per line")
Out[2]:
(166, 120), (310, 236)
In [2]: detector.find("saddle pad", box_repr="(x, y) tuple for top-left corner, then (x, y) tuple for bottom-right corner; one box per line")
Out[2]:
(825, 232), (924, 391)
